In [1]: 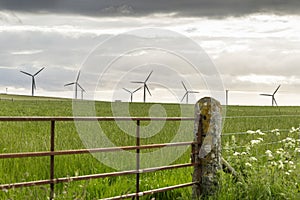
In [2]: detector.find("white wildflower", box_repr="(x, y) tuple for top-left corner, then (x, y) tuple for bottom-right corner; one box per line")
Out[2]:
(288, 161), (294, 165)
(249, 157), (257, 162)
(271, 129), (279, 132)
(250, 139), (261, 145)
(289, 127), (296, 133)
(246, 146), (251, 152)
(265, 150), (273, 159)
(241, 152), (247, 155)
(233, 152), (240, 156)
(245, 162), (252, 167)
(295, 148), (300, 153)
(247, 130), (256, 134)
(285, 172), (290, 176)
(271, 129), (281, 136)
(231, 135), (236, 143)
(270, 161), (277, 166)
(278, 160), (284, 169)
(265, 150), (272, 155)
(276, 148), (284, 154)
(257, 137), (264, 141)
(284, 142), (295, 149)
(256, 129), (265, 135)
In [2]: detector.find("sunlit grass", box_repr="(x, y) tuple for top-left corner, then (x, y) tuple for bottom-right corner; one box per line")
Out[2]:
(0, 96), (299, 199)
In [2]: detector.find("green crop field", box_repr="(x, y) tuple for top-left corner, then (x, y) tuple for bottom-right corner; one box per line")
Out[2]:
(0, 94), (299, 199)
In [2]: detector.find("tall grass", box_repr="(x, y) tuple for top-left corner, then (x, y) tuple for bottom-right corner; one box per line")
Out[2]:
(0, 97), (299, 199)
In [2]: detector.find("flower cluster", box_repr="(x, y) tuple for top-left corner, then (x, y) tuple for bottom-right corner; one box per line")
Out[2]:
(227, 127), (299, 178)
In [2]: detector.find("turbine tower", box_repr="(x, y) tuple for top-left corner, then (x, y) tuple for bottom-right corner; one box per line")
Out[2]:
(123, 87), (142, 102)
(131, 70), (153, 103)
(20, 67), (45, 96)
(181, 81), (199, 104)
(79, 85), (86, 100)
(64, 71), (84, 99)
(260, 85), (281, 106)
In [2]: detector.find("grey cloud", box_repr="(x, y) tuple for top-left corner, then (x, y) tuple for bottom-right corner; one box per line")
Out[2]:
(1, 0), (300, 18)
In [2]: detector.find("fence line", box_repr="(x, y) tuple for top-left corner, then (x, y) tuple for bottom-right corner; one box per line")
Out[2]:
(222, 128), (292, 136)
(224, 114), (300, 119)
(223, 140), (285, 150)
(0, 116), (195, 200)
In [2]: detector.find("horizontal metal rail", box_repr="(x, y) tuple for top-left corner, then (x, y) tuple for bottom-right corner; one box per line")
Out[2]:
(0, 116), (195, 121)
(102, 181), (198, 200)
(0, 163), (196, 190)
(0, 141), (195, 159)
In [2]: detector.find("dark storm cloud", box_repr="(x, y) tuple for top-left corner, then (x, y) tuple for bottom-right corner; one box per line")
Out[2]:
(0, 0), (300, 18)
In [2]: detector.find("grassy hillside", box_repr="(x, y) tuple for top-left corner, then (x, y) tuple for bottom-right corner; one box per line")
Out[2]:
(0, 95), (299, 199)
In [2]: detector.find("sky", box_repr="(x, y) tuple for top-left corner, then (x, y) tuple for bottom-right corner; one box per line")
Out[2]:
(0, 0), (300, 105)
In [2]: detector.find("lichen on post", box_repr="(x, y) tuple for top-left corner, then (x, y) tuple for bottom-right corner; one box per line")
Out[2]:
(192, 97), (222, 199)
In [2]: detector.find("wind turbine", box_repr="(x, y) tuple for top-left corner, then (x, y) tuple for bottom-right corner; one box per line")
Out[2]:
(260, 85), (281, 106)
(79, 85), (86, 100)
(64, 71), (84, 99)
(123, 87), (142, 102)
(20, 67), (45, 96)
(181, 81), (199, 104)
(131, 70), (153, 103)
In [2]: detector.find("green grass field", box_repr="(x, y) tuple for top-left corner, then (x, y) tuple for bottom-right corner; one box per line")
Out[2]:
(0, 94), (299, 199)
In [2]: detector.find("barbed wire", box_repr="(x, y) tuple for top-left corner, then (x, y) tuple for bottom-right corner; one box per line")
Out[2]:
(222, 128), (295, 136)
(223, 140), (284, 150)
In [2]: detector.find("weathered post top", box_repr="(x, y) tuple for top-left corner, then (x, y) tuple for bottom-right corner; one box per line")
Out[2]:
(192, 97), (222, 199)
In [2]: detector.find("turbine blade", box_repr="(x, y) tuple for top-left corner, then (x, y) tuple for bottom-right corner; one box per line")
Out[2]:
(64, 82), (75, 87)
(273, 97), (278, 106)
(145, 84), (151, 96)
(260, 94), (272, 96)
(181, 81), (187, 91)
(131, 81), (144, 84)
(77, 83), (85, 92)
(189, 91), (199, 94)
(145, 70), (153, 82)
(123, 88), (131, 93)
(181, 92), (187, 102)
(132, 87), (142, 93)
(34, 67), (45, 76)
(20, 71), (33, 76)
(273, 85), (281, 95)
(76, 71), (81, 82)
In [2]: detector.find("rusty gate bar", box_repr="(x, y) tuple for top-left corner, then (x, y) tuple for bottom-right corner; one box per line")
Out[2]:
(0, 141), (196, 159)
(0, 116), (195, 122)
(102, 182), (198, 200)
(50, 120), (55, 200)
(136, 120), (140, 200)
(0, 163), (195, 190)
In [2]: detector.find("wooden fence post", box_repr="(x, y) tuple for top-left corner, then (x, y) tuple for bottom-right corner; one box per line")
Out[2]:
(192, 97), (222, 199)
